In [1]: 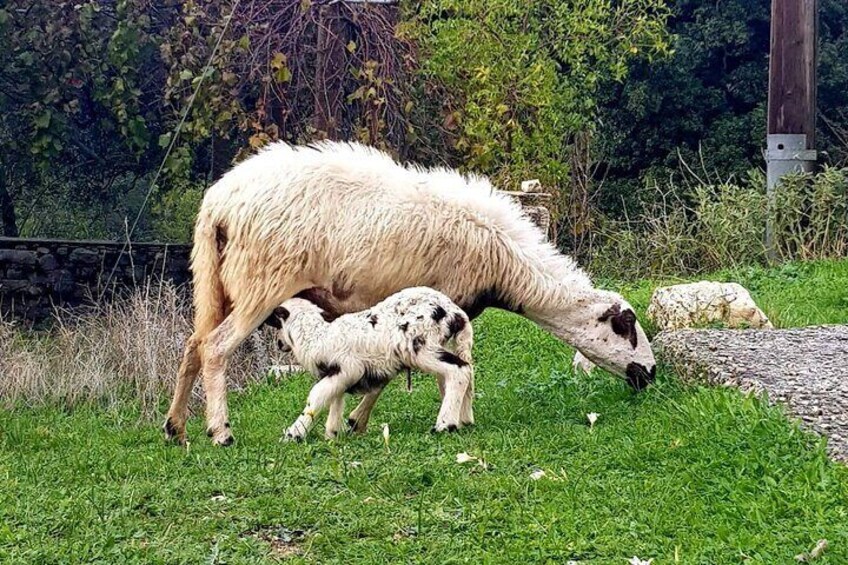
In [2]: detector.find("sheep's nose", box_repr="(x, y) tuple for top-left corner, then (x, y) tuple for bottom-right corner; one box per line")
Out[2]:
(625, 362), (655, 391)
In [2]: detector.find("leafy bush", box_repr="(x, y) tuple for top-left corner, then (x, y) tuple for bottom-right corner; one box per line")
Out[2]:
(588, 168), (848, 278)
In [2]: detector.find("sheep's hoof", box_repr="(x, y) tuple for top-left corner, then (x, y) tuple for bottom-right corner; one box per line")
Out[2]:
(430, 423), (460, 434)
(162, 417), (186, 445)
(210, 432), (234, 447)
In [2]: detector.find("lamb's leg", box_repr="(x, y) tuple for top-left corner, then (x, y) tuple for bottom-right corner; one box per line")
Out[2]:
(416, 349), (472, 433)
(459, 369), (475, 426)
(284, 373), (351, 442)
(436, 374), (446, 400)
(163, 333), (202, 444)
(325, 395), (345, 439)
(347, 384), (386, 434)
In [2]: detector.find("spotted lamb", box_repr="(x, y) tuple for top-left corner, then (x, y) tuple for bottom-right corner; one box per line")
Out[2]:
(266, 287), (474, 441)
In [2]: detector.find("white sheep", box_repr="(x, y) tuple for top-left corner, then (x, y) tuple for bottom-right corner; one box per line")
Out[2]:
(164, 141), (655, 446)
(266, 287), (474, 441)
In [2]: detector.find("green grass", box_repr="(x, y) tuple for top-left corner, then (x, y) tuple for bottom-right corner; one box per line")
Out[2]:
(2, 260), (848, 563)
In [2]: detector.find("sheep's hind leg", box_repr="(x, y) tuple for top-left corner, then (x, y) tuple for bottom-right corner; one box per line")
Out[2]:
(285, 374), (350, 442)
(163, 334), (202, 444)
(325, 396), (345, 439)
(347, 384), (386, 434)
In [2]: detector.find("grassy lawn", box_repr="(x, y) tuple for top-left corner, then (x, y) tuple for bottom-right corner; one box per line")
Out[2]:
(1, 260), (848, 563)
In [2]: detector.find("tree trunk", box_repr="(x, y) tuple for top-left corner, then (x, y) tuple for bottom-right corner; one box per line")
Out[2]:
(313, 3), (348, 140)
(0, 169), (19, 237)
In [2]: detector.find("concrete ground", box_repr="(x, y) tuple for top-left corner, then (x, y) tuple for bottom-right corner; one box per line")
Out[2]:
(654, 325), (848, 462)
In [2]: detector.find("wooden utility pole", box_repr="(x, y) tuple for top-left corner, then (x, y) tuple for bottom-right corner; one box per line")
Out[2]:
(765, 0), (818, 259)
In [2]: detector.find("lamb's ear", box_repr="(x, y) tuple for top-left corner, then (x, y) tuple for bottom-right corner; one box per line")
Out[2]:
(598, 304), (638, 349)
(264, 307), (290, 329)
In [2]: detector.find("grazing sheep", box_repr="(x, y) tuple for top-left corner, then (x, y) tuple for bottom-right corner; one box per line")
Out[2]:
(267, 287), (474, 440)
(164, 141), (656, 446)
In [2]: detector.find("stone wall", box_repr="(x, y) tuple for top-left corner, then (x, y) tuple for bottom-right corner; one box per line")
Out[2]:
(0, 238), (191, 323)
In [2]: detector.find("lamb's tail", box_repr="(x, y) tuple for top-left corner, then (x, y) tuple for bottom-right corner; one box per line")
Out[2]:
(190, 212), (229, 338)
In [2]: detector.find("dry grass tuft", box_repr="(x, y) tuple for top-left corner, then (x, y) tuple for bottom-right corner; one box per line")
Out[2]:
(0, 282), (284, 419)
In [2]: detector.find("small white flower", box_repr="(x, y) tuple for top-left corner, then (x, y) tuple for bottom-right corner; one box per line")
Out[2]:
(587, 412), (599, 428)
(530, 469), (546, 480)
(628, 557), (653, 565)
(349, 460), (362, 468)
(382, 423), (390, 449)
(363, 496), (376, 504)
(210, 494), (227, 502)
(456, 452), (476, 464)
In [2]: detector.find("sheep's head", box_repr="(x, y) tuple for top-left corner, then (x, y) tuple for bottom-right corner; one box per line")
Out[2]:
(533, 290), (656, 390)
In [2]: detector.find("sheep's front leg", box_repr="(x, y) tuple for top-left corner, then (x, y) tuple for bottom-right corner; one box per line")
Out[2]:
(325, 396), (345, 439)
(284, 375), (349, 442)
(347, 384), (386, 434)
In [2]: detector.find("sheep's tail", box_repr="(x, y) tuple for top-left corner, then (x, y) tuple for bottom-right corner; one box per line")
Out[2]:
(453, 313), (474, 367)
(190, 212), (229, 338)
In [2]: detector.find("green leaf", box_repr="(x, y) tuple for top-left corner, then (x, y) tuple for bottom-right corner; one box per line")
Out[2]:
(179, 69), (193, 81)
(34, 111), (52, 129)
(158, 132), (172, 148)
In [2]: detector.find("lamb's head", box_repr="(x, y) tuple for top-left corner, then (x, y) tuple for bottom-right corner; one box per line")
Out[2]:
(535, 290), (656, 390)
(264, 297), (326, 352)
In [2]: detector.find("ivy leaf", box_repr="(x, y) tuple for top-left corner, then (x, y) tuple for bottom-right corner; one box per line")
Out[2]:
(34, 111), (52, 130)
(158, 132), (172, 148)
(179, 69), (193, 81)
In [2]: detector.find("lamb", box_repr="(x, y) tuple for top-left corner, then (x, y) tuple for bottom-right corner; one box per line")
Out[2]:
(266, 287), (474, 441)
(164, 141), (656, 446)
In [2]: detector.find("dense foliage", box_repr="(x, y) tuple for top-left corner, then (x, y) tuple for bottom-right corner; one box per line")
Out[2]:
(0, 0), (846, 276)
(1, 0), (669, 240)
(0, 1), (173, 237)
(595, 0), (848, 215)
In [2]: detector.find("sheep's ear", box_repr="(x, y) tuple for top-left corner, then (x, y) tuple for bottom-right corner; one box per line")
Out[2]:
(598, 304), (638, 349)
(275, 306), (290, 321)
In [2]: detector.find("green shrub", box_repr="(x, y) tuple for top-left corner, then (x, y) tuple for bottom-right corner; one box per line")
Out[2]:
(588, 167), (848, 278)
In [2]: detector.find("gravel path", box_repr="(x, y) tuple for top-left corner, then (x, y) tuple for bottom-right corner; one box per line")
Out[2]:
(654, 326), (848, 462)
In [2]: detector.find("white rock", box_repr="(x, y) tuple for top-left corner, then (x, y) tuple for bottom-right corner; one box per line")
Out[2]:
(520, 178), (541, 192)
(647, 281), (772, 331)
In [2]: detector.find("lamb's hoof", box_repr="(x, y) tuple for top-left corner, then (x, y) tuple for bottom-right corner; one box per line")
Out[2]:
(347, 417), (367, 434)
(163, 417), (186, 445)
(283, 430), (304, 443)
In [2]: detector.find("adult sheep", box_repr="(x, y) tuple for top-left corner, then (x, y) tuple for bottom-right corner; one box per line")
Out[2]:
(164, 141), (656, 446)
